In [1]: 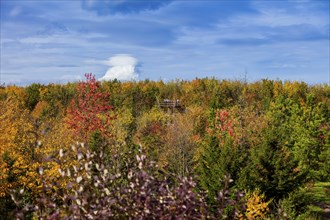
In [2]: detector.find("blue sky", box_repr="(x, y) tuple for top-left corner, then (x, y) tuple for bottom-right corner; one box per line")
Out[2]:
(1, 0), (329, 85)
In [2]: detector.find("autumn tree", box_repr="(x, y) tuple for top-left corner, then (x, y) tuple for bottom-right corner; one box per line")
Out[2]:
(66, 73), (115, 141)
(0, 92), (43, 217)
(134, 108), (169, 163)
(163, 112), (197, 177)
(39, 83), (75, 119)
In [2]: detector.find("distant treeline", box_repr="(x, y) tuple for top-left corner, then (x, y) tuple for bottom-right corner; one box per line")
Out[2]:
(1, 75), (329, 219)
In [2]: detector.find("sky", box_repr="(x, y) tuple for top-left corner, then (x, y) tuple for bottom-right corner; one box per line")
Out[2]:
(0, 0), (329, 85)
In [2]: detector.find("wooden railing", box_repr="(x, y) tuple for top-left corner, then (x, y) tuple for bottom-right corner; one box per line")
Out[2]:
(158, 99), (185, 112)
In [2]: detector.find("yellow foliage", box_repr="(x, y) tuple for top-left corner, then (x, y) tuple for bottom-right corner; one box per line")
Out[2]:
(31, 101), (48, 119)
(0, 92), (75, 197)
(163, 111), (197, 176)
(245, 190), (270, 220)
(4, 86), (26, 103)
(0, 159), (11, 197)
(112, 108), (134, 145)
(273, 81), (284, 98)
(283, 81), (308, 105)
(0, 96), (34, 196)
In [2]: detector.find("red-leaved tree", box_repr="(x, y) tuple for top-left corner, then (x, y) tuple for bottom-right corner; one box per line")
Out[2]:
(206, 109), (235, 145)
(66, 73), (114, 140)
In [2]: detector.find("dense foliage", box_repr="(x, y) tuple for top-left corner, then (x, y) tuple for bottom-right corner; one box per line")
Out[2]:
(0, 76), (329, 219)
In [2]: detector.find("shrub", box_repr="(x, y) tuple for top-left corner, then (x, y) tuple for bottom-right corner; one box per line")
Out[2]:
(245, 190), (270, 220)
(11, 142), (248, 219)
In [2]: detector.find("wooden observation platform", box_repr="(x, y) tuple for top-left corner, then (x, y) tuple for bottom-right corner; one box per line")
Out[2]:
(158, 99), (185, 113)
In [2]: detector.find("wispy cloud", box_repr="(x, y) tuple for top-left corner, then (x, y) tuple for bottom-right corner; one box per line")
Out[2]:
(0, 0), (328, 85)
(81, 0), (173, 15)
(9, 6), (21, 17)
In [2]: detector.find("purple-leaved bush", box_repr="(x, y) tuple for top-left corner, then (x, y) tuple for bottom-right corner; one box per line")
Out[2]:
(11, 143), (246, 219)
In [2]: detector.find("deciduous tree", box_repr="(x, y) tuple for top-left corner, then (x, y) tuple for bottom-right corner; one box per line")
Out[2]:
(66, 74), (115, 141)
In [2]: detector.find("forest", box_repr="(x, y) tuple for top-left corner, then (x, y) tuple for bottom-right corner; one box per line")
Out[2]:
(0, 74), (329, 219)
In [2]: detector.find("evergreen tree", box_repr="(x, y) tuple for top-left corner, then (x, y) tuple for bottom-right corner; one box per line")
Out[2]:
(240, 123), (307, 201)
(197, 107), (246, 205)
(197, 135), (223, 203)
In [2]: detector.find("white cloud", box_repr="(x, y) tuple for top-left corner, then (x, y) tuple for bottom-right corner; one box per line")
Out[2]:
(99, 54), (139, 81)
(9, 6), (22, 17)
(85, 0), (95, 7)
